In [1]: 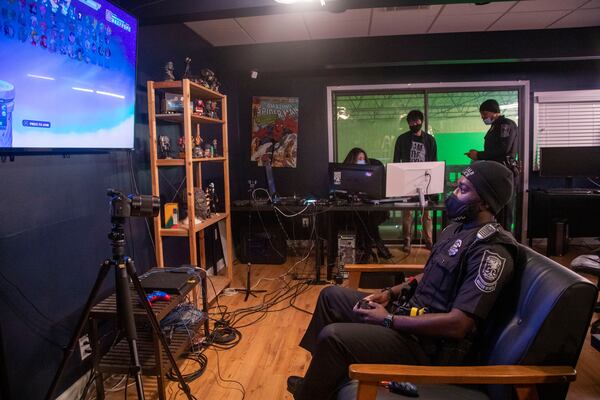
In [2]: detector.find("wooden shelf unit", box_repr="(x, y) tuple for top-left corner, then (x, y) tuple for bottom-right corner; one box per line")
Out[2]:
(147, 79), (233, 298)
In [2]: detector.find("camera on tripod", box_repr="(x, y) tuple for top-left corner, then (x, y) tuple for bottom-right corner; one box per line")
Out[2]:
(108, 189), (160, 218)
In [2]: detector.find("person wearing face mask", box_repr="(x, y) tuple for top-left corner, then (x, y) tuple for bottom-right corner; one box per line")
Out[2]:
(342, 147), (393, 260)
(393, 110), (438, 252)
(287, 161), (518, 400)
(466, 99), (519, 232)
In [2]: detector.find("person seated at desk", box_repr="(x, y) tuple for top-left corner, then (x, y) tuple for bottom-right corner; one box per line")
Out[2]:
(343, 147), (392, 260)
(287, 161), (517, 400)
(393, 109), (438, 252)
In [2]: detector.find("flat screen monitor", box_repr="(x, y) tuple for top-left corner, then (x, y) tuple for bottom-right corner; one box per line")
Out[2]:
(329, 163), (385, 199)
(0, 0), (138, 151)
(540, 146), (600, 177)
(386, 161), (446, 198)
(265, 163), (277, 199)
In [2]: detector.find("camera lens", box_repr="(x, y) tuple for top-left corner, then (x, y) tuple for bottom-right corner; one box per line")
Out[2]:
(129, 194), (160, 217)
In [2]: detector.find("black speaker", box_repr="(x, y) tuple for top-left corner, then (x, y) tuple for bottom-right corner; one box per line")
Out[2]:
(236, 227), (287, 265)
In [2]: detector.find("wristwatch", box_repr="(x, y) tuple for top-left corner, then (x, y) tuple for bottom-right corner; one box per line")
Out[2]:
(383, 313), (394, 328)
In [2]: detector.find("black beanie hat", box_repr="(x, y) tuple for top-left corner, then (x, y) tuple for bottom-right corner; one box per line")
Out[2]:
(461, 161), (513, 215)
(406, 109), (424, 122)
(479, 99), (500, 114)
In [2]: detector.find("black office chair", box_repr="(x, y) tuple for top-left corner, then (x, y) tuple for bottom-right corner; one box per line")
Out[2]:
(570, 252), (600, 351)
(337, 244), (598, 400)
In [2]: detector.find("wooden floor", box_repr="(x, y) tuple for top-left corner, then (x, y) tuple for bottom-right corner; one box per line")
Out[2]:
(105, 243), (600, 400)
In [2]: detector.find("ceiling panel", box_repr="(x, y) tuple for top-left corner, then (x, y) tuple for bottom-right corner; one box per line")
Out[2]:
(511, 0), (588, 12)
(430, 13), (503, 33)
(236, 13), (310, 43)
(548, 8), (600, 28)
(440, 2), (516, 16)
(582, 0), (600, 8)
(370, 5), (443, 36)
(185, 19), (255, 47)
(490, 10), (569, 30)
(302, 8), (371, 39)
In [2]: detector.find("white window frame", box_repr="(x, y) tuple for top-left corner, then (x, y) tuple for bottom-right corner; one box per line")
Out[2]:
(326, 80), (531, 242)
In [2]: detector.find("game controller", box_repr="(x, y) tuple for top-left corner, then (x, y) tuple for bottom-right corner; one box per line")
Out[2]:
(357, 299), (375, 310)
(146, 290), (171, 305)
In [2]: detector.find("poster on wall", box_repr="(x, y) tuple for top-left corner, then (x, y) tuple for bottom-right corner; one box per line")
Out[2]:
(251, 96), (298, 168)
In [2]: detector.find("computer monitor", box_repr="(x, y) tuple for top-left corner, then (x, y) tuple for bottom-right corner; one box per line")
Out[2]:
(329, 163), (385, 199)
(540, 146), (600, 177)
(386, 161), (446, 205)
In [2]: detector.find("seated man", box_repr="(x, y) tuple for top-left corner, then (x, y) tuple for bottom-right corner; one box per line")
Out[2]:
(288, 161), (518, 400)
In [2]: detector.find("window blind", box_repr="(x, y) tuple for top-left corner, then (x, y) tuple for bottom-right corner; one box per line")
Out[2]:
(534, 90), (600, 170)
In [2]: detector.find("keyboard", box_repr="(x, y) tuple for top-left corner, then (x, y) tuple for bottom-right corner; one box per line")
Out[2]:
(547, 188), (594, 195)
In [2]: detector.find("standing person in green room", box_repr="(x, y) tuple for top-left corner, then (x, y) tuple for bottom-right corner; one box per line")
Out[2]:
(466, 99), (519, 232)
(393, 109), (438, 253)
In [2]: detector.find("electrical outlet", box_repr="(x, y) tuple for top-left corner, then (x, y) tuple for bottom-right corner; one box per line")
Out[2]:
(79, 334), (92, 361)
(302, 217), (309, 228)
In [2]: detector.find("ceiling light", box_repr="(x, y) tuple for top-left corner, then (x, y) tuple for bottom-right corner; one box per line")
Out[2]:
(274, 0), (326, 6)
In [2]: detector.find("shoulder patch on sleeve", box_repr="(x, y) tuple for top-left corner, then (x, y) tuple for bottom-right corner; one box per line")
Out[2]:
(475, 249), (507, 293)
(501, 124), (511, 138)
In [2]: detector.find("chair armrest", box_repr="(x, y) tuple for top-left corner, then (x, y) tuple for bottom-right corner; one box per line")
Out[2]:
(345, 264), (424, 289)
(349, 364), (576, 385)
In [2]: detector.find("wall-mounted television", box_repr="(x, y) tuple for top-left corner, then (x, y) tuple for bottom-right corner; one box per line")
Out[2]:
(0, 0), (137, 152)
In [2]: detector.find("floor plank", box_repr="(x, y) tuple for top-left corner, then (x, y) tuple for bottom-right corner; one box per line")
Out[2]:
(102, 243), (600, 400)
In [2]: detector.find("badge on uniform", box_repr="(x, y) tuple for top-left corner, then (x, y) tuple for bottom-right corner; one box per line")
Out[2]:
(475, 250), (507, 293)
(448, 239), (462, 256)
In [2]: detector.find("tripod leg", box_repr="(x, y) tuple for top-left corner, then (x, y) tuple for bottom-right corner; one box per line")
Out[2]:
(125, 258), (194, 400)
(244, 263), (252, 301)
(45, 260), (112, 400)
(115, 261), (145, 400)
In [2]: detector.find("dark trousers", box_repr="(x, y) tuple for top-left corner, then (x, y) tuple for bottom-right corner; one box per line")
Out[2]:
(295, 286), (430, 400)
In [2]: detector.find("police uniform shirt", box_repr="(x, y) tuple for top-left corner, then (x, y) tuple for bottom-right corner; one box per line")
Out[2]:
(478, 116), (518, 164)
(410, 223), (515, 321)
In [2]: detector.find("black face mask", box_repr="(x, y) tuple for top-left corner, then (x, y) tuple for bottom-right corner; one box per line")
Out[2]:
(444, 194), (481, 223)
(409, 124), (422, 133)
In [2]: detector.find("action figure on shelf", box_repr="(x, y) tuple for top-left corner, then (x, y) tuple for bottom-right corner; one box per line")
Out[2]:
(193, 134), (203, 158)
(200, 68), (220, 92)
(158, 135), (172, 159)
(205, 100), (219, 119)
(206, 182), (219, 213)
(195, 187), (210, 220)
(194, 99), (205, 115)
(183, 57), (192, 79)
(164, 61), (175, 81)
(177, 136), (185, 158)
(212, 139), (218, 157)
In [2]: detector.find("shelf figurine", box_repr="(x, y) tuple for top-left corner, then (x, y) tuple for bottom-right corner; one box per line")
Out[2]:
(205, 100), (219, 119)
(200, 68), (220, 92)
(158, 135), (172, 159)
(183, 57), (192, 79)
(206, 182), (219, 213)
(194, 99), (205, 115)
(164, 61), (175, 81)
(192, 133), (203, 158)
(177, 136), (185, 158)
(212, 138), (218, 157)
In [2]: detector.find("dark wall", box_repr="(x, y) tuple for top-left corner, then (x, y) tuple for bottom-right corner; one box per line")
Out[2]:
(0, 23), (215, 399)
(214, 27), (600, 199)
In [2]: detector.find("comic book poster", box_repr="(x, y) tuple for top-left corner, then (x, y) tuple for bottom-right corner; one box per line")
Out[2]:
(251, 97), (298, 168)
